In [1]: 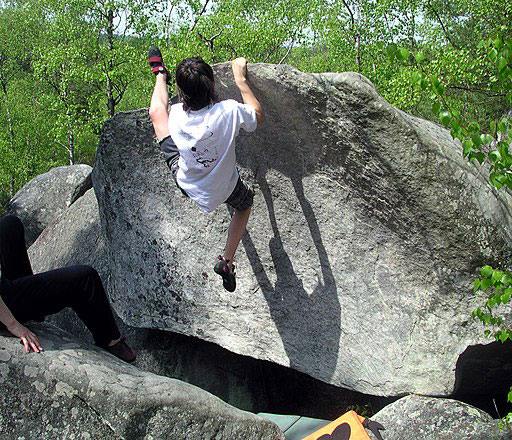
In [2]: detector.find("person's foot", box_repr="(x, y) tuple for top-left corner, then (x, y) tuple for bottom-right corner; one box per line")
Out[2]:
(214, 256), (236, 292)
(105, 338), (136, 363)
(148, 45), (171, 84)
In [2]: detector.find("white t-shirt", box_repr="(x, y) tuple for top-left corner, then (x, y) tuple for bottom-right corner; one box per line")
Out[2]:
(168, 99), (257, 212)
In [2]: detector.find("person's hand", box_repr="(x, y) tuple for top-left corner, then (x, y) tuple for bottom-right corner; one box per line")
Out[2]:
(232, 57), (248, 83)
(6, 320), (43, 353)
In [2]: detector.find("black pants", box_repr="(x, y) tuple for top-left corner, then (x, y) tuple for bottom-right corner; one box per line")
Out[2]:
(0, 215), (120, 347)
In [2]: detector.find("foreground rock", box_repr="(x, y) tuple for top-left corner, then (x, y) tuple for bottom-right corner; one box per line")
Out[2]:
(93, 63), (512, 397)
(9, 165), (92, 247)
(0, 323), (283, 440)
(371, 395), (511, 439)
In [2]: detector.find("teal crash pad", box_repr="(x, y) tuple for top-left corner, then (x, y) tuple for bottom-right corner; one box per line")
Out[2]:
(258, 413), (331, 440)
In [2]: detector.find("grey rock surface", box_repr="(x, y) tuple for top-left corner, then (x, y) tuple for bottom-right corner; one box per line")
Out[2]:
(9, 164), (92, 247)
(28, 188), (107, 278)
(370, 395), (512, 440)
(26, 188), (385, 419)
(0, 323), (284, 440)
(93, 63), (512, 397)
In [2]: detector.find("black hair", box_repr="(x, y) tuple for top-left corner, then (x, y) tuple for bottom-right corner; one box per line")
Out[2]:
(175, 57), (218, 111)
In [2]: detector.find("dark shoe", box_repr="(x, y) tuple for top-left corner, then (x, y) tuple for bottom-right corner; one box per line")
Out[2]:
(214, 256), (236, 292)
(148, 45), (171, 84)
(106, 338), (136, 363)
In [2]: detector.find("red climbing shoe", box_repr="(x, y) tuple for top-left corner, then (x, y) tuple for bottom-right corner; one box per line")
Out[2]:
(148, 45), (171, 84)
(214, 256), (236, 292)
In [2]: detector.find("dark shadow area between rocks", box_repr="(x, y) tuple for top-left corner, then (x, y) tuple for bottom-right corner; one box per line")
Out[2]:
(453, 341), (512, 418)
(47, 309), (393, 420)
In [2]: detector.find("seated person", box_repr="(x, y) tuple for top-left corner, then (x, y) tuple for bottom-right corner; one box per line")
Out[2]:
(0, 214), (135, 362)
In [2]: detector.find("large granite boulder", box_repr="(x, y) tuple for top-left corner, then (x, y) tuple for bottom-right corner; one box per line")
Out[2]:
(9, 164), (92, 247)
(28, 188), (107, 279)
(0, 323), (284, 440)
(93, 63), (512, 397)
(370, 395), (511, 439)
(27, 190), (382, 418)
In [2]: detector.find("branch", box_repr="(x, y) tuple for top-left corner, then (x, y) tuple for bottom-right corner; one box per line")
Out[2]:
(278, 40), (295, 65)
(197, 30), (222, 51)
(447, 84), (505, 97)
(341, 0), (355, 29)
(165, 4), (176, 40)
(426, 0), (459, 50)
(55, 139), (71, 153)
(189, 0), (211, 34)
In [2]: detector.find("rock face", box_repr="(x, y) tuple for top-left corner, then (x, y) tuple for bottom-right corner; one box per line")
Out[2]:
(370, 395), (511, 440)
(0, 323), (284, 440)
(28, 188), (107, 279)
(9, 164), (92, 247)
(93, 63), (512, 397)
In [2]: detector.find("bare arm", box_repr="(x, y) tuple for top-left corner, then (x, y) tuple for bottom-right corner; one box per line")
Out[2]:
(231, 57), (265, 125)
(0, 295), (42, 353)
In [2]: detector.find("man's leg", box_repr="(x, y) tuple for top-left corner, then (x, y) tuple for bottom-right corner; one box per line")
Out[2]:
(2, 265), (121, 348)
(149, 72), (170, 140)
(0, 215), (33, 280)
(223, 206), (251, 266)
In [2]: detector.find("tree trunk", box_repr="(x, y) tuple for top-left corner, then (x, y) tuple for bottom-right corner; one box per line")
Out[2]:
(68, 127), (75, 165)
(355, 3), (361, 71)
(1, 77), (17, 195)
(106, 8), (115, 117)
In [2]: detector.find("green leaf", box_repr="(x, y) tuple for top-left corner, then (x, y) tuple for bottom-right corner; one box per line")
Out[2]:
(440, 111), (451, 127)
(472, 132), (482, 147)
(476, 152), (486, 163)
(480, 266), (493, 278)
(463, 139), (473, 157)
(481, 277), (492, 291)
(489, 48), (498, 62)
(473, 278), (481, 292)
(415, 52), (426, 63)
(491, 173), (504, 189)
(492, 270), (504, 283)
(397, 48), (410, 61)
(482, 134), (493, 145)
(498, 57), (508, 72)
(386, 43), (397, 57)
(411, 72), (421, 84)
(376, 41), (386, 51)
(489, 150), (501, 162)
(468, 122), (481, 133)
(421, 78), (429, 90)
(432, 102), (441, 114)
(502, 287), (511, 303)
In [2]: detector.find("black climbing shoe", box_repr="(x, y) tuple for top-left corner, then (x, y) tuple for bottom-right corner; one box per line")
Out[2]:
(214, 256), (236, 292)
(148, 45), (171, 84)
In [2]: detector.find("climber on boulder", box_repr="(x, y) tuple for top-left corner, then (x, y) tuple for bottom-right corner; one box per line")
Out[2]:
(148, 46), (265, 292)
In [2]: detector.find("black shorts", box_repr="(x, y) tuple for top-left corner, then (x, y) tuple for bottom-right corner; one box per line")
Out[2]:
(161, 136), (253, 211)
(224, 177), (254, 211)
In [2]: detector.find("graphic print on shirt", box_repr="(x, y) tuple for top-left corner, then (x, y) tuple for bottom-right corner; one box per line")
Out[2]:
(180, 127), (217, 168)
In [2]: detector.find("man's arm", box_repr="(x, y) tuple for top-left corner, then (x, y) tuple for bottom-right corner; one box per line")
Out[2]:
(231, 57), (265, 125)
(0, 295), (42, 353)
